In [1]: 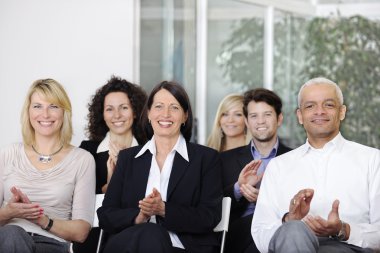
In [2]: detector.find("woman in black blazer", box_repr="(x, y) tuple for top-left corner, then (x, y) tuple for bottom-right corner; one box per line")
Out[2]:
(97, 81), (223, 253)
(73, 76), (147, 253)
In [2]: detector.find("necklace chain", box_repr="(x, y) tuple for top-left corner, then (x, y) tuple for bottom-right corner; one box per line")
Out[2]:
(31, 144), (64, 164)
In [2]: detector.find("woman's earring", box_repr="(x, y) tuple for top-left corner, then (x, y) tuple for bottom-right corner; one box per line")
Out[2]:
(182, 122), (185, 127)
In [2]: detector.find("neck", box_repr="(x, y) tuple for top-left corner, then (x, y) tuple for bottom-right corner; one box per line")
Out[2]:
(307, 133), (338, 149)
(154, 135), (178, 156)
(110, 131), (133, 148)
(223, 134), (246, 151)
(33, 136), (63, 154)
(252, 136), (277, 157)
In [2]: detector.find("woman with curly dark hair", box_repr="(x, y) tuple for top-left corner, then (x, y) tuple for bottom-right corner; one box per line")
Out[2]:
(73, 76), (147, 253)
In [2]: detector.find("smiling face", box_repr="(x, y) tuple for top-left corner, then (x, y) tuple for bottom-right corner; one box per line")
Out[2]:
(148, 89), (188, 140)
(103, 92), (134, 137)
(29, 92), (64, 139)
(246, 101), (282, 143)
(297, 83), (346, 147)
(219, 103), (246, 138)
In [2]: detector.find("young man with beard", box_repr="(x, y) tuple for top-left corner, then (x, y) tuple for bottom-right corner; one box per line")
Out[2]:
(220, 88), (292, 253)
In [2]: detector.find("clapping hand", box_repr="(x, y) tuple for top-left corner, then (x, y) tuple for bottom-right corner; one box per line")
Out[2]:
(4, 187), (43, 221)
(135, 188), (165, 224)
(238, 160), (263, 202)
(286, 188), (314, 221)
(303, 199), (343, 237)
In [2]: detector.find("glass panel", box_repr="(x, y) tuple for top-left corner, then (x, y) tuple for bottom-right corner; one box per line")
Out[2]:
(140, 0), (196, 106)
(272, 10), (310, 148)
(207, 0), (266, 135)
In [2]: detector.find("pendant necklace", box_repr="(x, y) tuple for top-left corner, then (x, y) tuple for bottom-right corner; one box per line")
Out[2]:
(31, 144), (64, 164)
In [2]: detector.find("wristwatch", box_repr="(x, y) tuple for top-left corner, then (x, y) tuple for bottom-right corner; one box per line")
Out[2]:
(333, 220), (347, 241)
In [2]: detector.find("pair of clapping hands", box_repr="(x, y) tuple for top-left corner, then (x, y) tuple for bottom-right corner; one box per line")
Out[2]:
(238, 160), (263, 203)
(3, 186), (44, 224)
(135, 188), (165, 224)
(285, 189), (347, 238)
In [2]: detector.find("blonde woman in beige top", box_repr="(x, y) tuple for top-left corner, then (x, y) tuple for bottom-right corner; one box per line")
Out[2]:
(0, 79), (95, 253)
(208, 94), (250, 152)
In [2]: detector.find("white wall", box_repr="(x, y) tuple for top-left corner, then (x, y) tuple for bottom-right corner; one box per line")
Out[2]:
(0, 0), (136, 148)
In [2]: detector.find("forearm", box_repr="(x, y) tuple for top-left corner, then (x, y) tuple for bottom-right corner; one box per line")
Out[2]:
(44, 218), (91, 243)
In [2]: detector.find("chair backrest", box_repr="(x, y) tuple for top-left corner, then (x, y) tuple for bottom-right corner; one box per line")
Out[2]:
(93, 194), (105, 227)
(213, 197), (231, 233)
(213, 197), (232, 253)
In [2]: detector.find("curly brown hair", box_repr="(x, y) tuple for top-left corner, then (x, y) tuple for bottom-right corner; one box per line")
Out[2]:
(85, 76), (147, 144)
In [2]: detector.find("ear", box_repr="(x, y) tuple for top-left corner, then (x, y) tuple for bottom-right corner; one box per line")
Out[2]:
(183, 111), (188, 123)
(245, 117), (249, 128)
(339, 105), (346, 121)
(296, 108), (303, 125)
(277, 113), (284, 127)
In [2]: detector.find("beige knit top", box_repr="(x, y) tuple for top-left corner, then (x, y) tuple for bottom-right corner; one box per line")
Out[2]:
(0, 143), (96, 242)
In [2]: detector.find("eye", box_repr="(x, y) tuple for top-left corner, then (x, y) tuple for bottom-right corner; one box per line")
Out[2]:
(105, 107), (113, 112)
(122, 106), (129, 110)
(235, 113), (243, 117)
(250, 114), (257, 119)
(170, 105), (180, 111)
(325, 103), (335, 108)
(265, 113), (272, 117)
(154, 104), (163, 110)
(32, 104), (42, 109)
(49, 104), (59, 109)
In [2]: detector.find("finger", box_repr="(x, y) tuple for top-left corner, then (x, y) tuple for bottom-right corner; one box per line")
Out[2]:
(331, 199), (339, 214)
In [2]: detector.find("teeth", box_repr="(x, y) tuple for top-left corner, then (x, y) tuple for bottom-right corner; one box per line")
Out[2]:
(257, 127), (267, 131)
(159, 121), (173, 126)
(113, 122), (124, 127)
(39, 121), (53, 126)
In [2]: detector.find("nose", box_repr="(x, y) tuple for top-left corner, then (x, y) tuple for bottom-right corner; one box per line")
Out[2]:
(42, 107), (49, 118)
(163, 106), (171, 117)
(314, 105), (326, 115)
(257, 115), (266, 124)
(114, 109), (121, 118)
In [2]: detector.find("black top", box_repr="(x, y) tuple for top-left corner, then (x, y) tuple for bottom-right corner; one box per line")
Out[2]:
(220, 141), (292, 221)
(79, 140), (108, 194)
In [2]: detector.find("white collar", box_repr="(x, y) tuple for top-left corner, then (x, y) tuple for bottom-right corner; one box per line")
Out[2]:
(97, 132), (139, 153)
(300, 132), (344, 156)
(135, 134), (189, 161)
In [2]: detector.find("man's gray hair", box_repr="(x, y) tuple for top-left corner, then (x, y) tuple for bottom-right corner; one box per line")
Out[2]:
(297, 77), (344, 107)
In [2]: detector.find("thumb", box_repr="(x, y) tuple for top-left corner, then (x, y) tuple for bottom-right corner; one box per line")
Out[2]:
(332, 199), (339, 213)
(328, 199), (340, 221)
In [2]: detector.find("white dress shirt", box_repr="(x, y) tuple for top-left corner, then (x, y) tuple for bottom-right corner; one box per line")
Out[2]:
(135, 134), (188, 249)
(251, 133), (380, 252)
(96, 131), (138, 153)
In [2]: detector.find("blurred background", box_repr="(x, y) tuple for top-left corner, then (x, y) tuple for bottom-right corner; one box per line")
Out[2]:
(1, 0), (379, 149)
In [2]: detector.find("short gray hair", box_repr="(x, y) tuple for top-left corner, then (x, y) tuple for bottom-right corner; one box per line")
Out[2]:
(297, 77), (344, 107)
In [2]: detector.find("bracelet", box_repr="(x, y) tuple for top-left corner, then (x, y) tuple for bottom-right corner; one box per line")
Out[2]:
(42, 215), (54, 231)
(281, 212), (289, 223)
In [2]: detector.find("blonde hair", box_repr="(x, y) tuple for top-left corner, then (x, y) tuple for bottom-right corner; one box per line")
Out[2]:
(21, 78), (73, 146)
(207, 94), (249, 152)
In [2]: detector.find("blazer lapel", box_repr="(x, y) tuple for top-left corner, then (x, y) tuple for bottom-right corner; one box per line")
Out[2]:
(167, 150), (190, 199)
(134, 151), (152, 198)
(237, 144), (253, 168)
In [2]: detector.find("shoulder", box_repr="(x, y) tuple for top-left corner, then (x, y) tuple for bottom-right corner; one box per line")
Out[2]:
(219, 144), (249, 161)
(0, 143), (23, 159)
(277, 141), (292, 155)
(79, 140), (101, 155)
(187, 142), (219, 155)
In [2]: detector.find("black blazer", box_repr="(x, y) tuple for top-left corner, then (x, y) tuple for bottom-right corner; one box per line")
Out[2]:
(97, 142), (223, 253)
(220, 141), (291, 221)
(79, 140), (108, 194)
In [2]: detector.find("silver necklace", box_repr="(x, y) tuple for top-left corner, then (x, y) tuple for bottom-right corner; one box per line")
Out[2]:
(31, 144), (64, 164)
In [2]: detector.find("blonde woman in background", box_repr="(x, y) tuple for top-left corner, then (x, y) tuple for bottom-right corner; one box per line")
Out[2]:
(207, 94), (250, 152)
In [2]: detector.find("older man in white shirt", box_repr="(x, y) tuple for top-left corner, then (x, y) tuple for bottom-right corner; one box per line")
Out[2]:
(251, 77), (380, 253)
